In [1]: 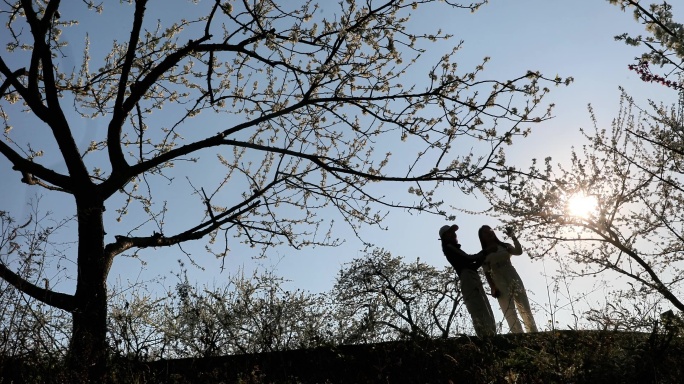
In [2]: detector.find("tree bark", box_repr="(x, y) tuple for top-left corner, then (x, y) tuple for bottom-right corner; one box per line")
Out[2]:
(67, 194), (109, 382)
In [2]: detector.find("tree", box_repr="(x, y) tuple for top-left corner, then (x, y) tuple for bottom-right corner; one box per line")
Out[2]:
(485, 94), (684, 316)
(0, 0), (564, 379)
(482, 2), (684, 325)
(332, 248), (470, 341)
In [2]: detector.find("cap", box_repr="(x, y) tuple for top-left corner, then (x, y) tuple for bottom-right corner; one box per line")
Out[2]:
(438, 224), (458, 238)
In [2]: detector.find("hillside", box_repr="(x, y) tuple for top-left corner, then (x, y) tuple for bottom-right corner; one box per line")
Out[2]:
(131, 330), (683, 383)
(2, 329), (682, 383)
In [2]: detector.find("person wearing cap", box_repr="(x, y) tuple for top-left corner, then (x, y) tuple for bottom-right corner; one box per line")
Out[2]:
(439, 224), (496, 338)
(478, 225), (537, 333)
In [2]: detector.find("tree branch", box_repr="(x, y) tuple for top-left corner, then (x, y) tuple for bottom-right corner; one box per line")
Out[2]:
(15, 1), (91, 185)
(104, 200), (260, 259)
(0, 262), (76, 312)
(0, 140), (72, 192)
(599, 225), (684, 312)
(108, 0), (148, 173)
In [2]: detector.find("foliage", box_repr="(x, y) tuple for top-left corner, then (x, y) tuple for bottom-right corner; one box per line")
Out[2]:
(611, 0), (684, 88)
(628, 61), (683, 90)
(158, 268), (338, 357)
(107, 249), (473, 360)
(0, 206), (71, 360)
(1, 238), (475, 364)
(107, 267), (338, 360)
(0, 208), (70, 383)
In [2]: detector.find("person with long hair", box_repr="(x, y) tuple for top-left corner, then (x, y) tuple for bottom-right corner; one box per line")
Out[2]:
(478, 225), (537, 333)
(439, 224), (496, 337)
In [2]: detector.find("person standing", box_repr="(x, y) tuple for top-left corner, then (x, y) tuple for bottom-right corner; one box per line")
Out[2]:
(439, 224), (496, 337)
(478, 225), (537, 333)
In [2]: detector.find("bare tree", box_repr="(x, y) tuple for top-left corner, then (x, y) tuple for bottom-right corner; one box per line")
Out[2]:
(333, 248), (469, 341)
(0, 0), (564, 379)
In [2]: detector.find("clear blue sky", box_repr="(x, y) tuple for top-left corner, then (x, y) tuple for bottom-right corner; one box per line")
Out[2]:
(1, 0), (680, 332)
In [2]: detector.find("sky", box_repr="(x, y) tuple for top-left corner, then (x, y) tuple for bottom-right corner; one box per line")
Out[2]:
(1, 0), (681, 333)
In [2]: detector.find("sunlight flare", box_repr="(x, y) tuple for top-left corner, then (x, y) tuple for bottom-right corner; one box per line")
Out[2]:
(567, 193), (598, 218)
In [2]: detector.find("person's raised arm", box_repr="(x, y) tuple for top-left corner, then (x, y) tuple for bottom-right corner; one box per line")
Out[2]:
(505, 227), (523, 255)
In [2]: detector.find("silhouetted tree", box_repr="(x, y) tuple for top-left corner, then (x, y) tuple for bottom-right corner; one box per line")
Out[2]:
(333, 248), (469, 341)
(0, 0), (564, 379)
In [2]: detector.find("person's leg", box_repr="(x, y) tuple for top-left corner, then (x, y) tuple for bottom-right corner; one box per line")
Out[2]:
(476, 278), (497, 335)
(509, 274), (538, 332)
(460, 270), (496, 337)
(495, 273), (524, 333)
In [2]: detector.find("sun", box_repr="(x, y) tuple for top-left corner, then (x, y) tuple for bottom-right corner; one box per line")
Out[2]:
(567, 193), (598, 218)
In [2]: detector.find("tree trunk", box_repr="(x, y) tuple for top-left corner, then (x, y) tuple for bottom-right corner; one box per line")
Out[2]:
(67, 196), (109, 382)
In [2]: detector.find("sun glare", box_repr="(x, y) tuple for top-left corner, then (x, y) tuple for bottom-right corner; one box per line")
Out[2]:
(567, 193), (598, 218)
